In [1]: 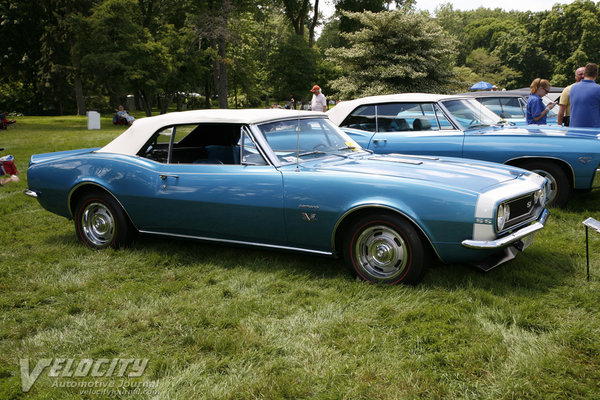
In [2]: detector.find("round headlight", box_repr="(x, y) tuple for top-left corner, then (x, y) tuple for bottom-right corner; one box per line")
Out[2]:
(497, 203), (511, 231)
(539, 186), (547, 206)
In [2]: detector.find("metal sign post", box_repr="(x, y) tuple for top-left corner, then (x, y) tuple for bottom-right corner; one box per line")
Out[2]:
(582, 217), (600, 281)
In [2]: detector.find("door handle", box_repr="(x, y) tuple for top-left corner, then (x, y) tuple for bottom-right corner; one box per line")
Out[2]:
(372, 139), (387, 146)
(159, 174), (179, 189)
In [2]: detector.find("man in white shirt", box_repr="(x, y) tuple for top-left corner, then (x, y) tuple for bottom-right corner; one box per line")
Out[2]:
(310, 85), (327, 112)
(557, 66), (585, 126)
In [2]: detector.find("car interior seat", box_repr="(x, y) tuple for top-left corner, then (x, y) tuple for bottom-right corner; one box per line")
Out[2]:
(413, 118), (431, 131)
(389, 118), (409, 131)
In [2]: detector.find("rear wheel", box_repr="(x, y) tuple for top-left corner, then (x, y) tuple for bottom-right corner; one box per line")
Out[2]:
(74, 192), (134, 249)
(517, 160), (571, 207)
(343, 214), (425, 284)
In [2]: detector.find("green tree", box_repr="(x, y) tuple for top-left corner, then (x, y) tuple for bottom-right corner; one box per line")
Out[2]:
(327, 10), (457, 99)
(492, 27), (551, 88)
(79, 0), (173, 115)
(268, 31), (319, 102)
(465, 48), (519, 89)
(540, 0), (600, 86)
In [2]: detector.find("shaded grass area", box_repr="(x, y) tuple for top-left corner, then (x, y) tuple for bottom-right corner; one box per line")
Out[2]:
(1, 116), (600, 399)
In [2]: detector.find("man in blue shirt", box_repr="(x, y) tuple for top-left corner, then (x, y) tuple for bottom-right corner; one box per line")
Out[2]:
(569, 63), (600, 128)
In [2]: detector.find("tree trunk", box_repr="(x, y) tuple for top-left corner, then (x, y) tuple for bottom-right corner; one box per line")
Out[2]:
(74, 73), (86, 116)
(308, 0), (320, 47)
(158, 93), (174, 114)
(212, 38), (229, 109)
(204, 81), (212, 108)
(137, 89), (153, 116)
(217, 40), (228, 109)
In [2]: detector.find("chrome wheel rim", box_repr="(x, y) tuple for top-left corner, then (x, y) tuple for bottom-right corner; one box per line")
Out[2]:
(81, 202), (115, 247)
(532, 169), (556, 203)
(355, 225), (408, 279)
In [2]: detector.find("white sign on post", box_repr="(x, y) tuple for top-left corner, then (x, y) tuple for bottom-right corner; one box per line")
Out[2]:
(87, 111), (100, 130)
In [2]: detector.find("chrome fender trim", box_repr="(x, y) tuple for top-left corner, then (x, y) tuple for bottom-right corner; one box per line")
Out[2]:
(138, 230), (334, 256)
(462, 208), (549, 249)
(24, 189), (39, 198)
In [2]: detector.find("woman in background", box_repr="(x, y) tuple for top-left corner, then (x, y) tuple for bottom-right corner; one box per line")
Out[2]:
(527, 78), (555, 124)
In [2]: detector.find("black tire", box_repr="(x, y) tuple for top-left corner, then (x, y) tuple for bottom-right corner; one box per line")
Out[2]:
(517, 160), (571, 207)
(74, 192), (135, 249)
(343, 214), (426, 284)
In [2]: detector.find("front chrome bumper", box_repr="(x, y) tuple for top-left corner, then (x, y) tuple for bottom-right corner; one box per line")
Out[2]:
(461, 208), (549, 249)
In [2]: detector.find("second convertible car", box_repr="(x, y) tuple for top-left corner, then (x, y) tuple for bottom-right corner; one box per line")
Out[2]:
(26, 109), (548, 284)
(328, 93), (600, 207)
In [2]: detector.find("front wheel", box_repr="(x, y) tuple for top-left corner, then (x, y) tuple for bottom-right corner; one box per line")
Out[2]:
(517, 160), (571, 207)
(343, 214), (426, 284)
(74, 192), (135, 249)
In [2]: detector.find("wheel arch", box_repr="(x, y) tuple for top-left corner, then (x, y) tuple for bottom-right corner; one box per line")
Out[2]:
(68, 182), (136, 229)
(505, 156), (574, 188)
(332, 205), (439, 261)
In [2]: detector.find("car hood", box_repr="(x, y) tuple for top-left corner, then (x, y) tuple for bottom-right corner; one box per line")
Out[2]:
(303, 153), (529, 193)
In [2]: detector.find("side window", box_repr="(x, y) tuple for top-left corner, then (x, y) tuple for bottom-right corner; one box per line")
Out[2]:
(239, 129), (267, 165)
(518, 98), (527, 117)
(377, 103), (410, 131)
(480, 97), (525, 118)
(138, 123), (244, 165)
(434, 104), (455, 130)
(478, 98), (503, 116)
(339, 105), (376, 132)
(382, 103), (440, 131)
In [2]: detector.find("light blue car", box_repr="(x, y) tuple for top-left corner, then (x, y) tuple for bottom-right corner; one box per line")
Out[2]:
(328, 93), (600, 207)
(25, 109), (548, 284)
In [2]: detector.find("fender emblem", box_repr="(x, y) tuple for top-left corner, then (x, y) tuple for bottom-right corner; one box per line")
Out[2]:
(302, 213), (318, 222)
(579, 157), (592, 164)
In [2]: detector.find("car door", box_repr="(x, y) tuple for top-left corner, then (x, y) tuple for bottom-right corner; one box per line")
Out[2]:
(344, 102), (465, 157)
(136, 125), (286, 245)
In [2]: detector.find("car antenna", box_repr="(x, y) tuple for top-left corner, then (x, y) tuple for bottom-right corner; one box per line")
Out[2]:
(296, 118), (300, 172)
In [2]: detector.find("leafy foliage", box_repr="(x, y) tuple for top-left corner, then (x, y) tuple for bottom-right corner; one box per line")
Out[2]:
(4, 0), (600, 113)
(327, 10), (457, 98)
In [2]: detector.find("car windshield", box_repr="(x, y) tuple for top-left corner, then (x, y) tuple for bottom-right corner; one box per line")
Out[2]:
(441, 98), (502, 129)
(257, 117), (362, 164)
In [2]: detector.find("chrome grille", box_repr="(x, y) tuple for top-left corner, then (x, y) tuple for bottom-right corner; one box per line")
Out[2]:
(502, 193), (539, 231)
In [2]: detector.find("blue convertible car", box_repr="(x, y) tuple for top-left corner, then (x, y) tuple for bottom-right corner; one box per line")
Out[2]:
(26, 110), (548, 284)
(328, 93), (600, 207)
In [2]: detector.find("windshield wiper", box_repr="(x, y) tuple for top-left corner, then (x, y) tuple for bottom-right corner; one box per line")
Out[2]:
(467, 123), (490, 129)
(298, 150), (327, 157)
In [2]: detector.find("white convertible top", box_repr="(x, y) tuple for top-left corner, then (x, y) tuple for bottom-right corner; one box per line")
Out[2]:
(98, 108), (327, 155)
(327, 93), (463, 125)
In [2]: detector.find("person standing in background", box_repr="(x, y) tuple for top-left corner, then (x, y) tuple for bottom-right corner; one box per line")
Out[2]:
(569, 63), (600, 128)
(557, 66), (585, 126)
(526, 78), (555, 124)
(310, 85), (327, 112)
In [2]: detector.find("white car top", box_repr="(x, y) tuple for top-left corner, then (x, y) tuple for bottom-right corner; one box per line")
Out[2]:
(327, 93), (463, 125)
(98, 109), (327, 156)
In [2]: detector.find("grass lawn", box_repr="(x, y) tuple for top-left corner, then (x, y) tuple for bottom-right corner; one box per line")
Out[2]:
(1, 115), (600, 399)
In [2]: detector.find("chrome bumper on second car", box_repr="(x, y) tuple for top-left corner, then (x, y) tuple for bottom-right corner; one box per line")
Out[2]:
(461, 208), (549, 250)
